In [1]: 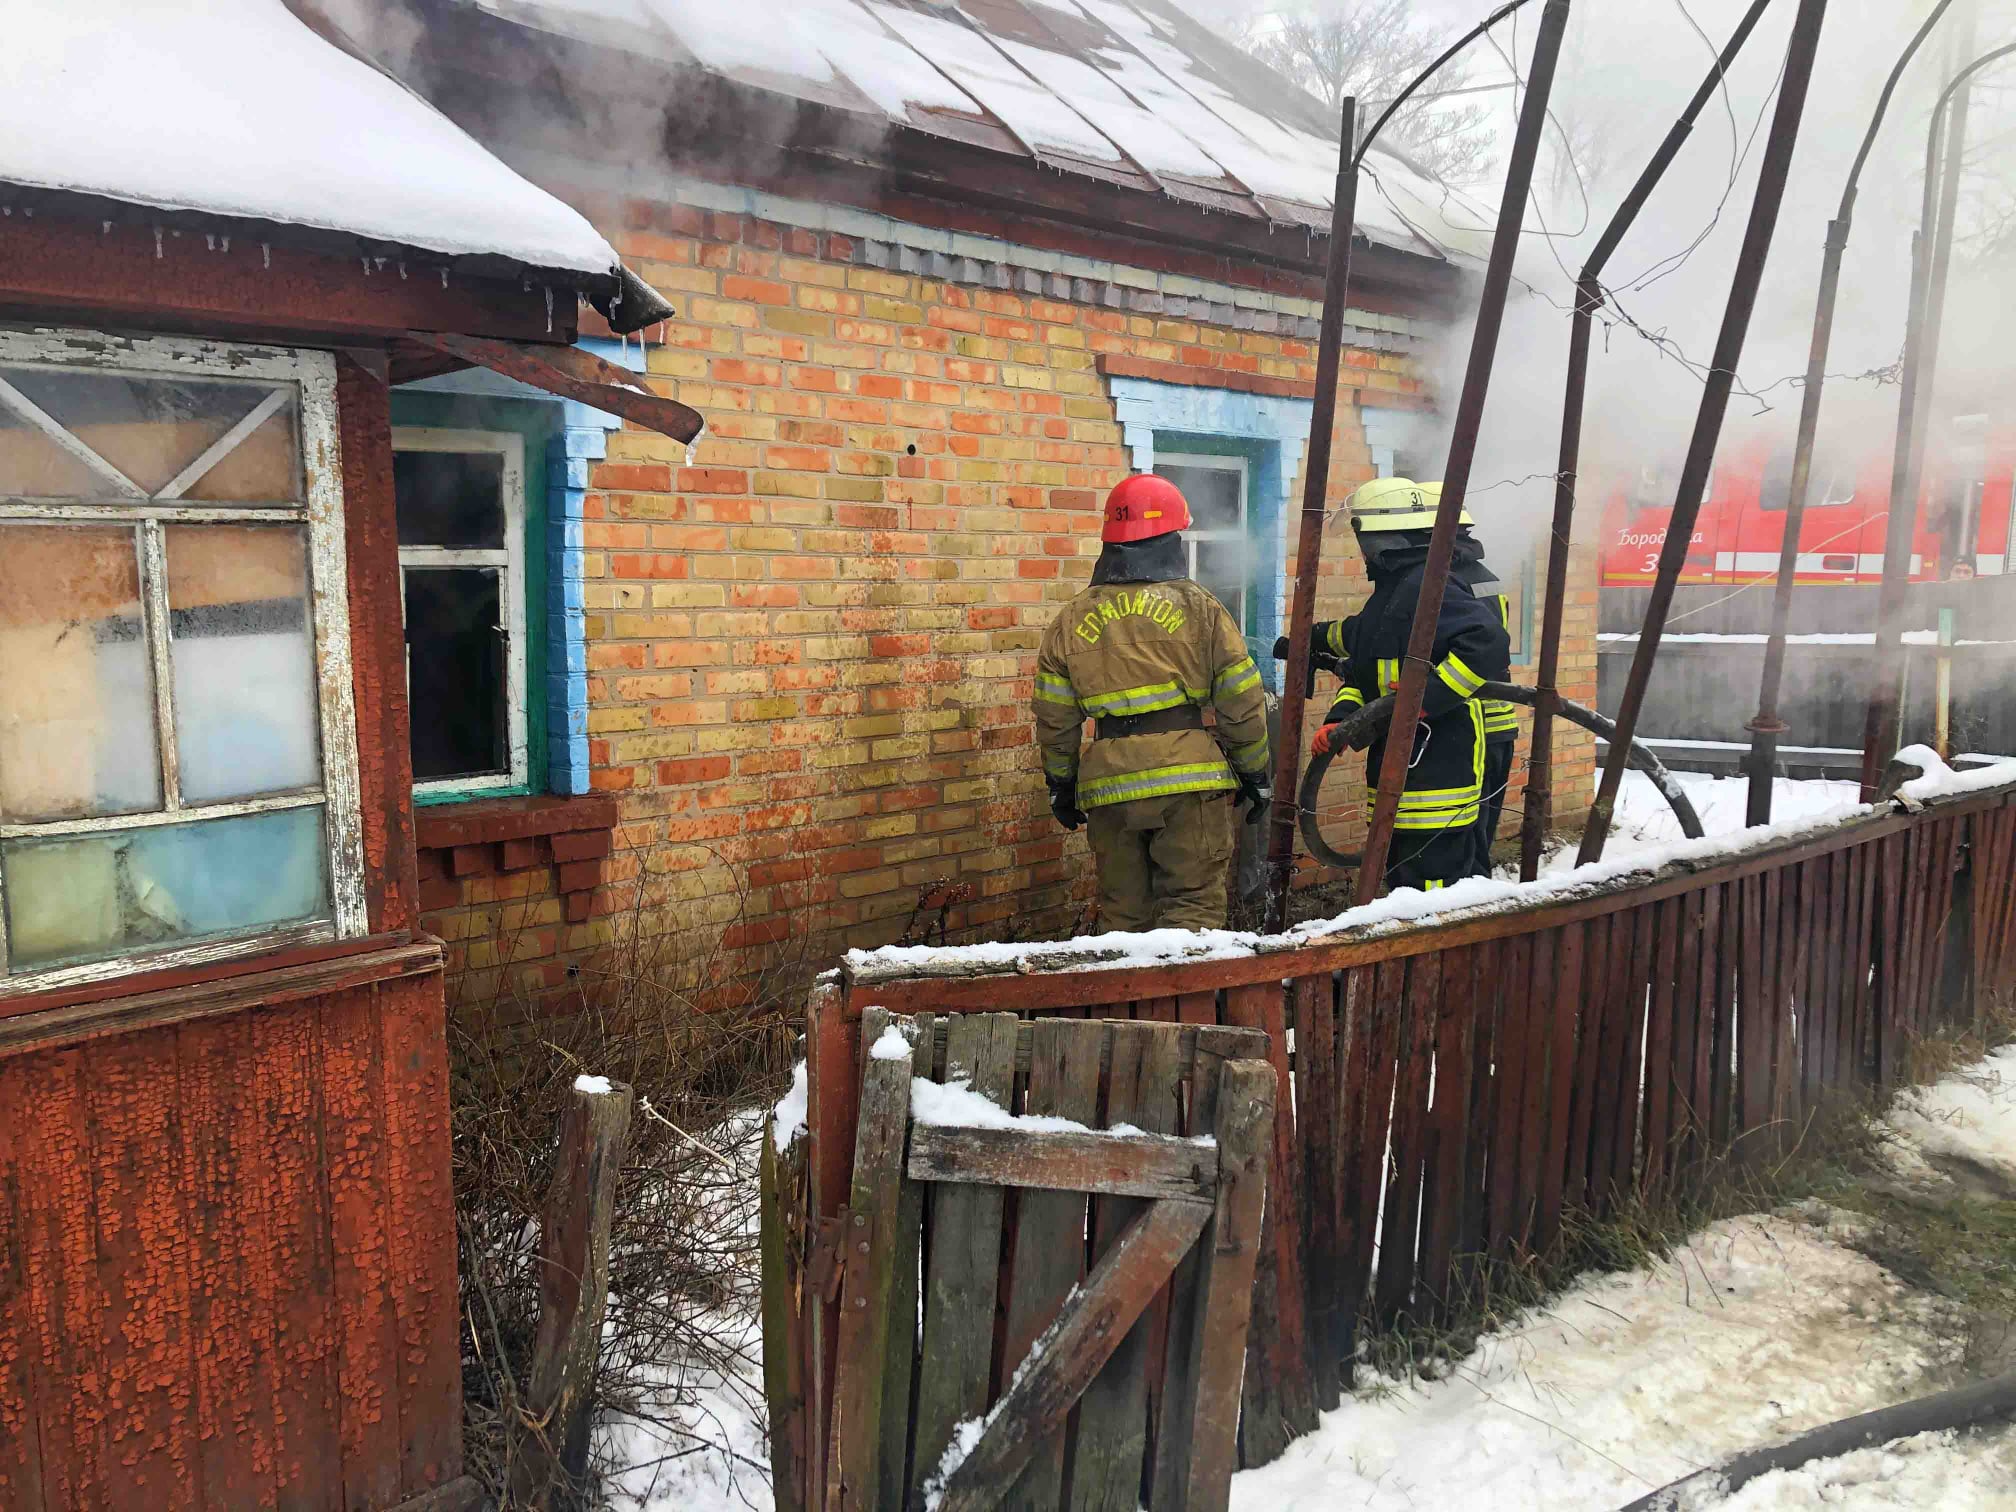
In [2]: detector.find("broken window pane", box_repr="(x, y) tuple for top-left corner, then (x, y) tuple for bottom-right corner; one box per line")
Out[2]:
(395, 450), (506, 547)
(405, 568), (507, 781)
(1156, 462), (1242, 533)
(165, 525), (322, 803)
(0, 524), (162, 821)
(2, 804), (330, 972)
(0, 366), (296, 500)
(1196, 537), (1248, 625)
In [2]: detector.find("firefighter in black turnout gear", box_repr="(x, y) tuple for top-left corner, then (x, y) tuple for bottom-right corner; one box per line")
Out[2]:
(1295, 478), (1511, 893)
(1427, 481), (1521, 857)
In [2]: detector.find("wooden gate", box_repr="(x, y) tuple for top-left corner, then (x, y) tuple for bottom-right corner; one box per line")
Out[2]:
(765, 1012), (1276, 1512)
(786, 772), (2016, 1487)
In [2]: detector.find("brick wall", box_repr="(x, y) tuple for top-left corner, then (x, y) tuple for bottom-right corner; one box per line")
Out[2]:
(420, 197), (1597, 1003)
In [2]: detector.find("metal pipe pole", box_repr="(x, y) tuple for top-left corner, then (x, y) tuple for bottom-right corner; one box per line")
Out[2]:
(1747, 0), (1958, 826)
(1268, 99), (1359, 931)
(1357, 0), (1574, 904)
(1521, 0), (1776, 881)
(1862, 40), (2016, 795)
(1579, 0), (1832, 867)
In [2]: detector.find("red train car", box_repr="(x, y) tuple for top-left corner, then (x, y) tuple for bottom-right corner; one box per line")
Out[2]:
(1598, 419), (2016, 587)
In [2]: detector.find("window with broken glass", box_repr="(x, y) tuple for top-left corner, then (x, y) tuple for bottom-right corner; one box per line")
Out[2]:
(0, 328), (366, 990)
(392, 428), (528, 797)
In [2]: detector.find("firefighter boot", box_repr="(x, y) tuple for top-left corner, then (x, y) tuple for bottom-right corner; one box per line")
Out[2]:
(1087, 790), (1235, 932)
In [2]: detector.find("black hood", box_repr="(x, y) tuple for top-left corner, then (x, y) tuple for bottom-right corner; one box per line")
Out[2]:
(1361, 527), (1489, 583)
(1091, 532), (1187, 585)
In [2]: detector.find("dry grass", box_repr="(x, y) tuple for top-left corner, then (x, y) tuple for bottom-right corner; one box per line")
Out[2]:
(450, 883), (809, 1509)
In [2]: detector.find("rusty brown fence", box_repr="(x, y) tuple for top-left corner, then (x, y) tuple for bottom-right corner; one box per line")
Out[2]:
(782, 774), (2016, 1502)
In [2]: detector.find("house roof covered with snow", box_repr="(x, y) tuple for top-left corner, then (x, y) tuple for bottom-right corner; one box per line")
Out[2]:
(453, 0), (1492, 269)
(0, 0), (624, 280)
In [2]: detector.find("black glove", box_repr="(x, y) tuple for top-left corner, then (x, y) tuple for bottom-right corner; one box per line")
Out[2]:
(1048, 779), (1086, 832)
(1236, 772), (1272, 824)
(1271, 635), (1291, 661)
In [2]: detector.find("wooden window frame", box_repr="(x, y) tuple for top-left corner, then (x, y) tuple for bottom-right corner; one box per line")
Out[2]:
(390, 426), (530, 799)
(0, 326), (368, 992)
(1157, 451), (1250, 626)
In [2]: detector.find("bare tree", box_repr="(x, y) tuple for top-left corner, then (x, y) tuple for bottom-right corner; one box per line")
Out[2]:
(1239, 0), (1498, 184)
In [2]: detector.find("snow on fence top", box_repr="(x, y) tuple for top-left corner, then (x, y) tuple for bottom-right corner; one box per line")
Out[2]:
(473, 0), (1493, 265)
(3, 0), (622, 277)
(845, 754), (2016, 985)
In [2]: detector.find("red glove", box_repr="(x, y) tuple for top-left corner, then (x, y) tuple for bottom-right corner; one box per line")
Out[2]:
(1310, 723), (1344, 758)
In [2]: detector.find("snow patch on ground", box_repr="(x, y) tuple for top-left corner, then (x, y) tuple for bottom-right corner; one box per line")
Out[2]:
(1886, 1044), (2016, 1184)
(1228, 1215), (1959, 1511)
(1717, 1427), (2016, 1510)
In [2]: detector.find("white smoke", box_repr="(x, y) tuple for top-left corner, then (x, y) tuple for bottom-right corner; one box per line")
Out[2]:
(1401, 0), (2016, 563)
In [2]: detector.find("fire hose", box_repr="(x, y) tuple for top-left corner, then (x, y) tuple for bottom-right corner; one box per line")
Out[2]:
(1294, 681), (1705, 871)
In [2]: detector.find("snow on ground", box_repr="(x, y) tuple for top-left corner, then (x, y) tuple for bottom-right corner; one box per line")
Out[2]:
(1229, 1210), (1964, 1510)
(1886, 1043), (2016, 1187)
(1531, 770), (1866, 870)
(1718, 1428), (2016, 1511)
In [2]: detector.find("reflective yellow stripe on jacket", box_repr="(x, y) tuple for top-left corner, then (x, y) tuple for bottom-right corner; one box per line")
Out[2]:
(1078, 760), (1237, 808)
(1078, 680), (1207, 718)
(1482, 594), (1518, 737)
(1392, 703), (1486, 830)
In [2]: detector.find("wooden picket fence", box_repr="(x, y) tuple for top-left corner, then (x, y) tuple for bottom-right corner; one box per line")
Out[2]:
(773, 773), (2016, 1502)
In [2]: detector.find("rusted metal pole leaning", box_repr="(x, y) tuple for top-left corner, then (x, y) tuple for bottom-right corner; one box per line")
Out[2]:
(1268, 97), (1359, 931)
(1358, 0), (1574, 903)
(1578, 0), (1833, 867)
(1747, 0), (1957, 825)
(1862, 41), (2015, 796)
(1522, 0), (1776, 880)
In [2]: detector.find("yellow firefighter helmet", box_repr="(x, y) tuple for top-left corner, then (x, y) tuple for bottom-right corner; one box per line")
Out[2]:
(1346, 476), (1472, 531)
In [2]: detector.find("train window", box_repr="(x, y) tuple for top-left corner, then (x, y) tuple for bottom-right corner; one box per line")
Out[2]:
(1758, 448), (1856, 511)
(1821, 554), (1857, 571)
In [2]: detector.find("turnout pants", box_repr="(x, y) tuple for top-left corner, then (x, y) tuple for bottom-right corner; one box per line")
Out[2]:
(1374, 705), (1492, 894)
(1478, 736), (1516, 861)
(1087, 789), (1235, 932)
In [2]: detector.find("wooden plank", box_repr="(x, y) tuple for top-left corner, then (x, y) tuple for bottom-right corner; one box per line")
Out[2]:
(1710, 880), (1740, 1150)
(1873, 834), (1908, 1088)
(1336, 961), (1393, 1337)
(1000, 1019), (1102, 1510)
(1590, 909), (1643, 1209)
(1418, 946), (1476, 1320)
(1536, 923), (1583, 1255)
(1071, 1023), (1185, 1511)
(804, 978), (856, 1501)
(1735, 875), (1771, 1154)
(373, 975), (460, 1503)
(10, 1046), (106, 1510)
(1564, 914), (1610, 1215)
(881, 1157), (924, 1512)
(1220, 980), (1317, 1460)
(908, 1123), (1217, 1204)
(914, 1017), (1264, 1086)
(932, 1199), (1210, 1512)
(827, 1009), (913, 1512)
(1641, 897), (1681, 1197)
(1612, 905), (1653, 1202)
(1843, 843), (1875, 1089)
(318, 987), (403, 1512)
(258, 998), (343, 1512)
(511, 1078), (635, 1503)
(1680, 887), (1716, 1169)
(1813, 852), (1846, 1104)
(85, 1029), (201, 1509)
(0, 1053), (49, 1512)
(913, 1015), (1017, 1507)
(759, 1117), (809, 1512)
(1779, 860), (1814, 1137)
(178, 1010), (278, 1511)
(1289, 972), (1343, 1403)
(1490, 933), (1540, 1256)
(1171, 1060), (1276, 1512)
(1669, 888), (1708, 1178)
(1149, 1027), (1252, 1511)
(1374, 955), (1438, 1323)
(1176, 991), (1219, 1025)
(1459, 940), (1502, 1269)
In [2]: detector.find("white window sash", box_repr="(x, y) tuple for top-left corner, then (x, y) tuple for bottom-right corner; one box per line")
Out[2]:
(1157, 451), (1250, 624)
(0, 326), (368, 990)
(390, 427), (529, 798)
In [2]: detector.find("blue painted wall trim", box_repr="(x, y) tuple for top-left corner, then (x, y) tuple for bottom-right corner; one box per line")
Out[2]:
(395, 339), (637, 795)
(1108, 377), (1314, 689)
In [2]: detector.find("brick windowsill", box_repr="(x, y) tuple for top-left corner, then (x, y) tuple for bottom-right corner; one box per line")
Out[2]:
(415, 794), (619, 924)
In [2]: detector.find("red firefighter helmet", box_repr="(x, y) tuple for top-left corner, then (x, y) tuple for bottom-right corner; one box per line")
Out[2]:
(1102, 473), (1192, 543)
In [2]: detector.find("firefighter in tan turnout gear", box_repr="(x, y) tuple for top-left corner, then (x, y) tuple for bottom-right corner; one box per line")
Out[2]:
(1035, 474), (1272, 932)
